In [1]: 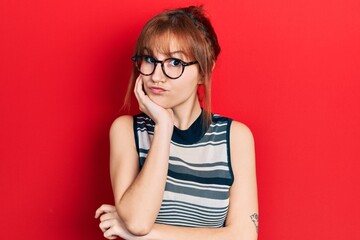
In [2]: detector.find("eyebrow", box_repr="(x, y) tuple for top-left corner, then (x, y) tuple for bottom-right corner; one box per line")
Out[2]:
(142, 48), (189, 60)
(169, 50), (184, 54)
(169, 51), (189, 59)
(142, 48), (183, 55)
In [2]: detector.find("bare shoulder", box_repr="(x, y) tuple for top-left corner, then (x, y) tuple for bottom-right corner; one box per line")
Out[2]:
(109, 115), (138, 170)
(110, 115), (134, 138)
(109, 115), (137, 155)
(230, 120), (254, 147)
(229, 120), (256, 171)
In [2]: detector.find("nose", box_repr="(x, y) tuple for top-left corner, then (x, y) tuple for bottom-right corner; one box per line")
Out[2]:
(151, 63), (165, 83)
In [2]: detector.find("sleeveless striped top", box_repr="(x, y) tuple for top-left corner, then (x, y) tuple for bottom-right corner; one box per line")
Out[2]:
(133, 111), (234, 228)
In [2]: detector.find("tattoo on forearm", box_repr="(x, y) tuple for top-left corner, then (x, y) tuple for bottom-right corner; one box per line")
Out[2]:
(250, 213), (259, 233)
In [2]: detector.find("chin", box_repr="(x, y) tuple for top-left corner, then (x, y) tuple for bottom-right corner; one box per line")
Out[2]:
(148, 95), (173, 109)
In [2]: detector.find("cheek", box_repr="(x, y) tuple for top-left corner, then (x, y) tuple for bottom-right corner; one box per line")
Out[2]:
(141, 76), (152, 94)
(172, 81), (200, 102)
(180, 68), (201, 84)
(147, 95), (173, 109)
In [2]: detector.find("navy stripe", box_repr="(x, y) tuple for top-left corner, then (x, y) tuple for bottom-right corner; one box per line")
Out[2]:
(155, 219), (223, 228)
(137, 128), (154, 133)
(167, 177), (230, 191)
(157, 208), (227, 221)
(156, 217), (226, 227)
(168, 169), (233, 186)
(161, 199), (229, 212)
(169, 156), (229, 168)
(226, 119), (234, 183)
(168, 164), (233, 180)
(171, 141), (228, 148)
(134, 111), (233, 228)
(165, 182), (230, 200)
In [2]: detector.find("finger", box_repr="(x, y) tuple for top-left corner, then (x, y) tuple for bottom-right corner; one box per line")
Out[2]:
(104, 228), (119, 240)
(134, 76), (149, 112)
(99, 219), (115, 233)
(133, 75), (142, 99)
(100, 211), (119, 222)
(95, 204), (116, 218)
(135, 76), (147, 99)
(95, 204), (115, 218)
(133, 76), (143, 105)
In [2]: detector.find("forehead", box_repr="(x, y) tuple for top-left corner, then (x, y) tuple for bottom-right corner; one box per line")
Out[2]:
(142, 32), (193, 59)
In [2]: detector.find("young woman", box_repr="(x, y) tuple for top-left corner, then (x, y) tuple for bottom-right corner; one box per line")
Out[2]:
(95, 5), (258, 240)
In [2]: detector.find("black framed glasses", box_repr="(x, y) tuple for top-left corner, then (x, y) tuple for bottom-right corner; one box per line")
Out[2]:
(131, 55), (198, 80)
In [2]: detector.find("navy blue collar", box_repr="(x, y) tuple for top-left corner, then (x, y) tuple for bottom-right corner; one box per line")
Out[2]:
(172, 110), (206, 145)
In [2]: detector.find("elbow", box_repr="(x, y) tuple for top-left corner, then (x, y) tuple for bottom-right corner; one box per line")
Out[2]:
(116, 205), (153, 236)
(124, 221), (153, 236)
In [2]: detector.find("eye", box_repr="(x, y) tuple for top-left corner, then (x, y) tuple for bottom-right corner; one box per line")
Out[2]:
(168, 58), (182, 67)
(144, 56), (156, 64)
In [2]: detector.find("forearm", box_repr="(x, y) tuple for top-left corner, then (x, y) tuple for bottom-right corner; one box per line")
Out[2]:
(117, 124), (172, 234)
(133, 223), (249, 240)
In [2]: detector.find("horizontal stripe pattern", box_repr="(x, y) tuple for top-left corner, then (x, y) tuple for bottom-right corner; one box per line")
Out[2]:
(155, 199), (228, 227)
(134, 113), (233, 228)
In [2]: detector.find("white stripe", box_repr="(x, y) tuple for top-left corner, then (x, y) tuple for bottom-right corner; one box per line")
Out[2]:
(158, 212), (226, 221)
(136, 116), (150, 121)
(167, 177), (229, 192)
(209, 122), (227, 127)
(163, 191), (229, 208)
(156, 213), (225, 222)
(159, 205), (228, 217)
(137, 124), (154, 130)
(161, 199), (228, 212)
(169, 159), (229, 171)
(167, 175), (230, 190)
(204, 131), (227, 136)
(171, 139), (227, 148)
(170, 144), (228, 165)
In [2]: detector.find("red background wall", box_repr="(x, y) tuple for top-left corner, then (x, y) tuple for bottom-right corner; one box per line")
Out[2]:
(1, 0), (359, 239)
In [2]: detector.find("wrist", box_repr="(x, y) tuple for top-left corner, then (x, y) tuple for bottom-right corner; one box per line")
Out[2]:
(154, 122), (173, 137)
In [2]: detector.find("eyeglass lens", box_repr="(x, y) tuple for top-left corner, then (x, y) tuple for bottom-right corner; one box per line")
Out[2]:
(135, 56), (183, 79)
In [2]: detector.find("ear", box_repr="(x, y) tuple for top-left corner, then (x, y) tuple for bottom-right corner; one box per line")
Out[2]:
(197, 72), (205, 84)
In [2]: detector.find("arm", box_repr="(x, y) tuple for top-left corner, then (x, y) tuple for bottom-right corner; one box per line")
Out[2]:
(110, 76), (174, 235)
(142, 121), (258, 240)
(97, 120), (258, 240)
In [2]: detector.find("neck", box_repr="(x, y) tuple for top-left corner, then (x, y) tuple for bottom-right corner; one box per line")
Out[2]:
(172, 98), (202, 130)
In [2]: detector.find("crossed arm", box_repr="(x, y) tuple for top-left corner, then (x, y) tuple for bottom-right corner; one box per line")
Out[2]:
(95, 77), (258, 239)
(95, 118), (258, 240)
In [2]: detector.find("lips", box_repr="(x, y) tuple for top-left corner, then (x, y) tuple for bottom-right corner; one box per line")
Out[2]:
(148, 86), (167, 94)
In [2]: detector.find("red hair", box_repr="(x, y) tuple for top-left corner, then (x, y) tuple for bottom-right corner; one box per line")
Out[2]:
(124, 5), (220, 126)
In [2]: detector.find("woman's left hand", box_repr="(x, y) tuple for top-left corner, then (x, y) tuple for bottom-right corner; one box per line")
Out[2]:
(95, 204), (139, 239)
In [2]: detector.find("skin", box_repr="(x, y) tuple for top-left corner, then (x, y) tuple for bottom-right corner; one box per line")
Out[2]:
(95, 39), (258, 240)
